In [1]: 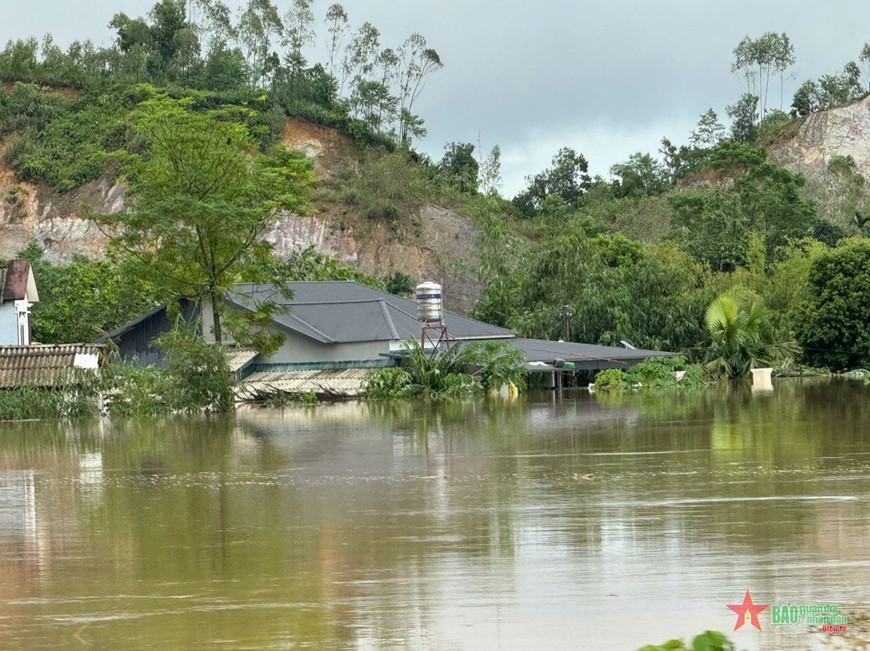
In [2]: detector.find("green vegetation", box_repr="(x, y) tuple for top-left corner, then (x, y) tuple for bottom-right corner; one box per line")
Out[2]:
(364, 340), (525, 400)
(92, 94), (317, 348)
(0, 323), (234, 420)
(17, 244), (158, 344)
(593, 356), (707, 391)
(3, 17), (870, 393)
(794, 238), (870, 370)
(698, 294), (799, 377)
(637, 630), (735, 651)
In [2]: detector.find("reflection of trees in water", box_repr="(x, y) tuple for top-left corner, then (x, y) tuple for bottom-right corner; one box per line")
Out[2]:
(2, 383), (870, 647)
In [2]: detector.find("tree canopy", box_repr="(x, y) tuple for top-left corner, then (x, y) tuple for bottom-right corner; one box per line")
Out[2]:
(93, 95), (317, 346)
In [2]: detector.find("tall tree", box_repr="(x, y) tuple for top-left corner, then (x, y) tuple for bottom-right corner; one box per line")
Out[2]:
(727, 93), (759, 143)
(478, 144), (502, 196)
(324, 3), (349, 79)
(282, 0), (315, 82)
(237, 0), (282, 87)
(861, 42), (870, 91)
(340, 21), (380, 97)
(396, 33), (442, 144)
(92, 96), (317, 346)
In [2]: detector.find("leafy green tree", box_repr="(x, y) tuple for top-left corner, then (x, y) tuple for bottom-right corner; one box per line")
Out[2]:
(755, 109), (790, 144)
(475, 221), (710, 351)
(793, 61), (864, 116)
(324, 3), (349, 78)
(731, 32), (795, 115)
(18, 244), (158, 344)
(92, 95), (317, 346)
(202, 39), (248, 91)
(671, 142), (816, 270)
(513, 147), (591, 216)
(727, 93), (759, 143)
(818, 61), (863, 108)
(659, 137), (708, 184)
(610, 152), (668, 198)
(699, 294), (799, 377)
(0, 37), (40, 82)
(383, 270), (414, 296)
(690, 109), (725, 149)
(478, 144), (502, 196)
(794, 239), (870, 370)
(791, 79), (820, 116)
(670, 188), (751, 272)
(282, 0), (315, 74)
(438, 141), (479, 193)
(237, 0), (282, 87)
(157, 322), (234, 412)
(395, 33), (442, 144)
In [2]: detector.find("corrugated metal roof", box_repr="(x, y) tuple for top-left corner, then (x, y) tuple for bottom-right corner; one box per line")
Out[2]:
(511, 338), (675, 370)
(225, 348), (259, 373)
(228, 281), (515, 343)
(0, 344), (104, 388)
(237, 368), (371, 399)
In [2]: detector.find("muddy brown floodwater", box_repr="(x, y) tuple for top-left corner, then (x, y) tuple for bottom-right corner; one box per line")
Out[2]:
(0, 378), (868, 650)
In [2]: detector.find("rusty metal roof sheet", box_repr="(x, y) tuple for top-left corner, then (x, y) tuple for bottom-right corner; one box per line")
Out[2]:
(0, 344), (104, 388)
(0, 260), (38, 303)
(238, 368), (371, 399)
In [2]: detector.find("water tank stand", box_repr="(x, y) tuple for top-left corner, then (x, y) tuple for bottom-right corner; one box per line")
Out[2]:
(421, 322), (451, 356)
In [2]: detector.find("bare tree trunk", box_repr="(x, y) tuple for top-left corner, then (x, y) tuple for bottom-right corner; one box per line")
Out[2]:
(211, 291), (223, 344)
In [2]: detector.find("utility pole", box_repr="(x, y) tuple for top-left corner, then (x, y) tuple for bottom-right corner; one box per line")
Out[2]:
(560, 305), (572, 341)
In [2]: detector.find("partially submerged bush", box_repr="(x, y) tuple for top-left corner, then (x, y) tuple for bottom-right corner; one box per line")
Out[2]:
(637, 630), (734, 651)
(155, 326), (234, 414)
(364, 339), (526, 400)
(364, 367), (415, 399)
(593, 356), (707, 391)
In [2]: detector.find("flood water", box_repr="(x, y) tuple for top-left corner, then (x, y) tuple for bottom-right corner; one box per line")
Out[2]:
(1, 379), (869, 650)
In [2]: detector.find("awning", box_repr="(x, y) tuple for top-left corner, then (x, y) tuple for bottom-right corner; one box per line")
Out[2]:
(237, 368), (371, 399)
(510, 338), (675, 371)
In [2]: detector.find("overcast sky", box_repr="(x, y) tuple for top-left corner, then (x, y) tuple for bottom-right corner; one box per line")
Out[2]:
(4, 0), (870, 196)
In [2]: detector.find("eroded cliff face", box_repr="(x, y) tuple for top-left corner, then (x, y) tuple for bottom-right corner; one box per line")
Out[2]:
(0, 168), (119, 263)
(263, 204), (483, 313)
(768, 95), (870, 182)
(0, 117), (483, 312)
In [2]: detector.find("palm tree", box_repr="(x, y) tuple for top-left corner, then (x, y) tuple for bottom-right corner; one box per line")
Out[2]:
(701, 294), (799, 377)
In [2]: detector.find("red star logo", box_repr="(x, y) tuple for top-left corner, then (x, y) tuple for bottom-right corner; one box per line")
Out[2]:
(727, 590), (769, 631)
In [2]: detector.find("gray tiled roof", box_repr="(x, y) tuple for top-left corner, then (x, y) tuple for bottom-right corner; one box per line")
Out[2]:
(0, 344), (104, 388)
(227, 281), (515, 343)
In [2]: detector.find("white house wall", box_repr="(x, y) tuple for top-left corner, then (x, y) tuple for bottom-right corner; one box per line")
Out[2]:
(262, 328), (392, 366)
(0, 303), (19, 345)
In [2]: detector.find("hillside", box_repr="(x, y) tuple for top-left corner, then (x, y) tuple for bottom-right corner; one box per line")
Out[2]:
(768, 94), (870, 183)
(0, 112), (484, 313)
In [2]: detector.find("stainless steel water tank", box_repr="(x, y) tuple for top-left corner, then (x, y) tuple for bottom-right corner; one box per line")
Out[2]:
(416, 282), (443, 322)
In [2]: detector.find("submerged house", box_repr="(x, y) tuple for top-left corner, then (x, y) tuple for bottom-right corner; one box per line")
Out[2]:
(0, 260), (103, 387)
(104, 280), (672, 396)
(0, 260), (39, 346)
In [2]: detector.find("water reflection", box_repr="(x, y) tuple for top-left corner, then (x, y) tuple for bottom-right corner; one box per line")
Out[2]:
(0, 380), (867, 649)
